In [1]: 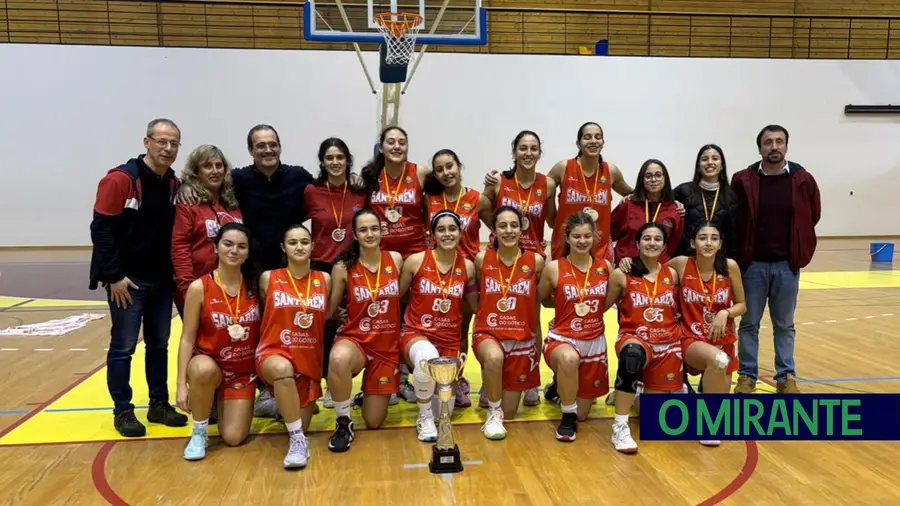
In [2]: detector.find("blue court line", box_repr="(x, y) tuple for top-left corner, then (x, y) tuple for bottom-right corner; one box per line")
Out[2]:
(796, 376), (900, 384)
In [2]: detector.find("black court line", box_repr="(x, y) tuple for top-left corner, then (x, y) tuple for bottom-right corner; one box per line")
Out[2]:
(0, 299), (36, 312)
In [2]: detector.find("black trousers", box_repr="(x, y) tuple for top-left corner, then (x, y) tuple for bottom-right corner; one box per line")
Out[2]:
(310, 261), (339, 378)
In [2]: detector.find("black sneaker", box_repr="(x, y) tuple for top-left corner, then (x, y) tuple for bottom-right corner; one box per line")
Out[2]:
(544, 380), (560, 405)
(352, 391), (364, 407)
(114, 409), (147, 437)
(555, 412), (577, 442)
(147, 402), (188, 427)
(328, 415), (355, 452)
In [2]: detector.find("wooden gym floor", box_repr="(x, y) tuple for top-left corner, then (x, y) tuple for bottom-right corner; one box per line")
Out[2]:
(1, 238), (899, 505)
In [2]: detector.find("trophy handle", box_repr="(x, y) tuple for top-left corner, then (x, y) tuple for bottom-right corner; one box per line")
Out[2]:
(456, 352), (467, 380)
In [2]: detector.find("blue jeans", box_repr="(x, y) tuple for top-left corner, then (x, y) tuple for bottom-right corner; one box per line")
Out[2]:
(737, 261), (800, 383)
(106, 278), (174, 415)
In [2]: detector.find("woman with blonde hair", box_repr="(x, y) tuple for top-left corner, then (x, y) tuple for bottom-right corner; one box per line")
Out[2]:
(172, 144), (243, 319)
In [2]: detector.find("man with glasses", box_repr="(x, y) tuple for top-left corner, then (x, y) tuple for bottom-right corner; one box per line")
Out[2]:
(90, 118), (189, 437)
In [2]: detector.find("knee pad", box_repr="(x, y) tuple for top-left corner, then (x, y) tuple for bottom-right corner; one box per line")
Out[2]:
(409, 340), (439, 400)
(713, 350), (730, 371)
(615, 343), (647, 394)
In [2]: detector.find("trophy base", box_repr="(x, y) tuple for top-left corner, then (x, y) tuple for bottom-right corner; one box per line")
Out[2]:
(429, 444), (464, 474)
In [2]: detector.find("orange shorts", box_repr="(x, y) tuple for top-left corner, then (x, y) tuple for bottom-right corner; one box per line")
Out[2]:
(615, 336), (683, 392)
(255, 353), (323, 409)
(337, 336), (400, 396)
(473, 333), (540, 392)
(542, 332), (609, 399)
(216, 371), (257, 402)
(682, 337), (738, 376)
(400, 332), (459, 367)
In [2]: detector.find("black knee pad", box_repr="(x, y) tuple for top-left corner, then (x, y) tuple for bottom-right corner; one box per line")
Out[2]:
(614, 343), (647, 394)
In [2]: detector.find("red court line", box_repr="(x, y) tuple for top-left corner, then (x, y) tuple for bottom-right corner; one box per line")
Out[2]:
(91, 441), (130, 506)
(0, 358), (108, 440)
(696, 441), (759, 506)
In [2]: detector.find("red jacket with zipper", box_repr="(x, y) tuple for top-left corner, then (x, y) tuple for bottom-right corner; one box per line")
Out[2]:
(730, 161), (821, 273)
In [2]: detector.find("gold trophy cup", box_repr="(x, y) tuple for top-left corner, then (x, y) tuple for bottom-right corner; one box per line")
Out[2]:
(426, 355), (466, 474)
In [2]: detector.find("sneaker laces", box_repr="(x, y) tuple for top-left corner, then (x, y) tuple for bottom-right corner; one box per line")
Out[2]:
(482, 408), (504, 431)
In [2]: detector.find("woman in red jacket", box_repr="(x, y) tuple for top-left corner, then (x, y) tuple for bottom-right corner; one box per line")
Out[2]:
(171, 145), (243, 319)
(610, 159), (683, 265)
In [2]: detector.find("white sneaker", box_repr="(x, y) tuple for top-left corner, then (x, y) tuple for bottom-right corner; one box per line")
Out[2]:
(254, 389), (278, 418)
(700, 440), (721, 447)
(283, 433), (309, 469)
(390, 393), (399, 405)
(612, 421), (638, 454)
(481, 409), (506, 440)
(523, 387), (540, 406)
(323, 388), (334, 409)
(416, 412), (438, 442)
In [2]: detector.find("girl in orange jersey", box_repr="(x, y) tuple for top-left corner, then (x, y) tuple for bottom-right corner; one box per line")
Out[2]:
(256, 224), (331, 469)
(472, 206), (545, 440)
(478, 131), (556, 408)
(398, 210), (479, 442)
(325, 208), (404, 453)
(536, 211), (614, 442)
(667, 221), (746, 446)
(176, 222), (261, 461)
(606, 221), (684, 454)
(360, 125), (431, 259)
(547, 122), (633, 262)
(423, 149), (482, 409)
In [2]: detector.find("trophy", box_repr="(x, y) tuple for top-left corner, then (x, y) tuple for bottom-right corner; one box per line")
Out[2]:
(426, 355), (466, 474)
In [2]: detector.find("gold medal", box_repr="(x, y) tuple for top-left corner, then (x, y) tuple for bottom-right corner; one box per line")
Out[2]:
(520, 216), (530, 231)
(367, 302), (381, 317)
(495, 249), (522, 314)
(386, 207), (401, 223)
(361, 255), (384, 319)
(574, 302), (589, 317)
(431, 251), (459, 317)
(287, 268), (314, 332)
(584, 207), (599, 221)
(439, 298), (451, 313)
(228, 323), (245, 341)
(331, 228), (346, 242)
(328, 180), (348, 243)
(577, 160), (606, 224)
(496, 297), (510, 312)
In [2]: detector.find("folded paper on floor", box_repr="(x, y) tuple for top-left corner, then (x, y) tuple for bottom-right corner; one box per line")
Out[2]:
(0, 313), (106, 336)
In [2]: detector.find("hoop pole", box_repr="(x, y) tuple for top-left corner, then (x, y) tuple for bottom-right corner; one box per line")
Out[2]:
(401, 0), (452, 93)
(331, 0), (377, 93)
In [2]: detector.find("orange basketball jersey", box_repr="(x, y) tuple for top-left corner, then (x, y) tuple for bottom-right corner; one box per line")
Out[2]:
(551, 159), (612, 260)
(336, 251), (402, 362)
(401, 251), (468, 350)
(195, 272), (260, 375)
(550, 257), (610, 340)
(678, 257), (736, 345)
(427, 188), (481, 261)
(617, 269), (681, 345)
(257, 268), (329, 380)
(369, 162), (427, 258)
(472, 249), (538, 342)
(494, 173), (550, 256)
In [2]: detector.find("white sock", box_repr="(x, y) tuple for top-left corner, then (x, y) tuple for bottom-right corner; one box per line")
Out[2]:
(561, 402), (577, 414)
(614, 413), (629, 425)
(193, 419), (209, 431)
(418, 401), (433, 417)
(488, 400), (501, 411)
(334, 399), (352, 418)
(285, 419), (303, 437)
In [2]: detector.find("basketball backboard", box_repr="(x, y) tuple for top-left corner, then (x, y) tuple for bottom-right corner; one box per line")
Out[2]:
(303, 0), (487, 46)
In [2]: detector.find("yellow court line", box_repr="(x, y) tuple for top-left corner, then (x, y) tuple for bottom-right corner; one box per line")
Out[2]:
(0, 296), (32, 309)
(19, 299), (108, 308)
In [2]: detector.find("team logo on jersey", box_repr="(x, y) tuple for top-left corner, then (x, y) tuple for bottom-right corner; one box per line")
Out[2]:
(535, 189), (543, 197)
(597, 267), (607, 275)
(600, 176), (608, 183)
(312, 278), (322, 287)
(665, 373), (677, 382)
(405, 176), (414, 184)
(716, 274), (727, 281)
(454, 267), (464, 276)
(520, 265), (531, 274)
(378, 376), (393, 385)
(384, 266), (394, 274)
(517, 374), (527, 383)
(662, 277), (672, 285)
(461, 202), (473, 211)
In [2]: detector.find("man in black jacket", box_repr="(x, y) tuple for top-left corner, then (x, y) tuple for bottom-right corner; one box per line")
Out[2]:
(89, 118), (189, 437)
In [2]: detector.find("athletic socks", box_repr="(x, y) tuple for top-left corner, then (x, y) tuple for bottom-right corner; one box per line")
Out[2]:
(193, 419), (209, 431)
(561, 402), (577, 414)
(334, 399), (352, 418)
(285, 419), (303, 438)
(614, 413), (629, 425)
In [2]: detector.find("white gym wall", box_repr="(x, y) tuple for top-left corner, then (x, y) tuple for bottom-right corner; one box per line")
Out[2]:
(0, 43), (898, 247)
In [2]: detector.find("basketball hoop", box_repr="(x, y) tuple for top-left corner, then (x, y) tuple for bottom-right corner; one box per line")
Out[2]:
(374, 12), (423, 65)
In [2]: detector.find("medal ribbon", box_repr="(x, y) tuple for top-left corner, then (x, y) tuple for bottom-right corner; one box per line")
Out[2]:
(568, 257), (593, 304)
(513, 173), (534, 222)
(361, 254), (383, 303)
(381, 165), (406, 209)
(498, 250), (522, 302)
(702, 186), (720, 221)
(213, 270), (243, 324)
(432, 251), (458, 299)
(642, 268), (661, 307)
(578, 161), (601, 210)
(443, 186), (463, 214)
(645, 200), (662, 223)
(694, 258), (717, 313)
(287, 268), (312, 313)
(328, 180), (348, 230)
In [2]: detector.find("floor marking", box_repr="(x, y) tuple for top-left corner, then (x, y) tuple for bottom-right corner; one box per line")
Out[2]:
(0, 410), (29, 416)
(846, 317), (858, 321)
(802, 322), (816, 325)
(0, 348), (18, 351)
(824, 319), (837, 323)
(864, 315), (875, 319)
(403, 460), (483, 470)
(34, 348), (52, 352)
(882, 313), (895, 316)
(68, 348), (88, 352)
(0, 298), (35, 312)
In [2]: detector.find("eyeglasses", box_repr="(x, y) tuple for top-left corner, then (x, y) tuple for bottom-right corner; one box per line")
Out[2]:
(148, 137), (182, 149)
(644, 173), (665, 181)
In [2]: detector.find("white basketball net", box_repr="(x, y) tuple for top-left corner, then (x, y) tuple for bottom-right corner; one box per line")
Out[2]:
(375, 12), (423, 65)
